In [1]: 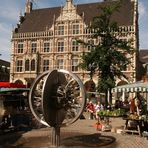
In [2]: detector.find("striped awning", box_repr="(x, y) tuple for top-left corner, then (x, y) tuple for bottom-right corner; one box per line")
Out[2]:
(112, 82), (148, 93)
(0, 88), (30, 94)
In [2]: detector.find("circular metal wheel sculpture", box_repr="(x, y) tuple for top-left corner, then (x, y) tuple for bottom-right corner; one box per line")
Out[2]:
(29, 69), (86, 128)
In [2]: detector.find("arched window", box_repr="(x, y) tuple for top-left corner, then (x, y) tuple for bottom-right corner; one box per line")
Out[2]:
(15, 79), (23, 84)
(25, 59), (30, 71)
(31, 59), (35, 71)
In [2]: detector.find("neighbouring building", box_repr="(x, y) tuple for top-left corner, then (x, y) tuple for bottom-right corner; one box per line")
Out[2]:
(10, 0), (139, 87)
(0, 59), (10, 81)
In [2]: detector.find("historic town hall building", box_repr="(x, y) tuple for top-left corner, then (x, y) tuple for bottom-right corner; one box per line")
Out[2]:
(10, 0), (139, 87)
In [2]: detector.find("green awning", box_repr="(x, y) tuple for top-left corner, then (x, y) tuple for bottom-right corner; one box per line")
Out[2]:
(0, 88), (30, 94)
(112, 82), (148, 93)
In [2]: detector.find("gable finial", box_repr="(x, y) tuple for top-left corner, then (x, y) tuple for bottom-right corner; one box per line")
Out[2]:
(25, 0), (33, 13)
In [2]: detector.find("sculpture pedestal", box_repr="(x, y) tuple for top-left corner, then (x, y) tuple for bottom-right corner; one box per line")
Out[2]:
(51, 127), (60, 147)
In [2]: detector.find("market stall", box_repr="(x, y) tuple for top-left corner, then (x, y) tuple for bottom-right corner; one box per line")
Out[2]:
(112, 82), (148, 93)
(111, 81), (148, 135)
(0, 83), (30, 132)
(112, 81), (148, 110)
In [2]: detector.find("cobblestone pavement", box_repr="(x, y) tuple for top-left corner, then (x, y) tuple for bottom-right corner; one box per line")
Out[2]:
(0, 112), (148, 148)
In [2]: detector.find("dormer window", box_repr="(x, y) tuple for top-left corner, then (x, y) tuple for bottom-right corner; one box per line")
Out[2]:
(58, 25), (64, 35)
(72, 24), (79, 34)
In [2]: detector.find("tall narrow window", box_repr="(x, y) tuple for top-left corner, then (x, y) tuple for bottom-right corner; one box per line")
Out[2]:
(25, 59), (30, 71)
(17, 43), (24, 53)
(31, 59), (35, 71)
(44, 42), (50, 52)
(16, 60), (23, 72)
(57, 41), (64, 52)
(57, 59), (64, 69)
(58, 25), (64, 35)
(72, 58), (78, 72)
(31, 42), (37, 53)
(43, 59), (49, 71)
(72, 24), (79, 34)
(72, 40), (79, 51)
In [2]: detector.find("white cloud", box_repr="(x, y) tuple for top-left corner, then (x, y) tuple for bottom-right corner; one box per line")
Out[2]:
(140, 32), (148, 49)
(0, 0), (26, 22)
(0, 23), (10, 34)
(0, 23), (11, 61)
(139, 2), (146, 18)
(0, 39), (11, 61)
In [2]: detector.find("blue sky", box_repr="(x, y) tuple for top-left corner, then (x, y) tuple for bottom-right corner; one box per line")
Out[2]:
(0, 0), (148, 61)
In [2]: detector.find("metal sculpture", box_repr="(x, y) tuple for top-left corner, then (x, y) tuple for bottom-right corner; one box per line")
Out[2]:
(29, 69), (86, 147)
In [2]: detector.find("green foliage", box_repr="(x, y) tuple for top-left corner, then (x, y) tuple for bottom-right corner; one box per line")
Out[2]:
(78, 3), (134, 99)
(97, 108), (126, 117)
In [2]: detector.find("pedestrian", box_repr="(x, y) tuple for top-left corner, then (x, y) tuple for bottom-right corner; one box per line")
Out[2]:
(129, 97), (136, 114)
(86, 101), (95, 119)
(95, 101), (103, 119)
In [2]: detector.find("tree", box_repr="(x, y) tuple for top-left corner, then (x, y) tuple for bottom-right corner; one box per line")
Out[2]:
(79, 3), (134, 105)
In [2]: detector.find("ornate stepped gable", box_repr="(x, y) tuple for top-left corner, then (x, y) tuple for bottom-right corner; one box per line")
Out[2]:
(15, 0), (134, 33)
(10, 0), (138, 86)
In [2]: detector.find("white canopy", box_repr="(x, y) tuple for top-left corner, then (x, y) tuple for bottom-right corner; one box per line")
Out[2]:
(112, 82), (148, 93)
